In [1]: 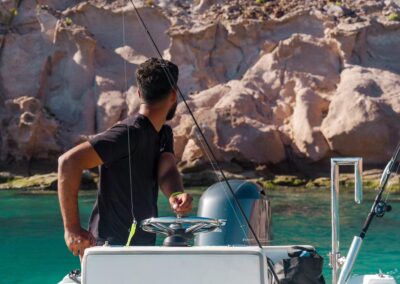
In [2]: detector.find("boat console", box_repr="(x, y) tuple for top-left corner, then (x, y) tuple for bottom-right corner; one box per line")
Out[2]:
(82, 246), (270, 284)
(81, 215), (314, 284)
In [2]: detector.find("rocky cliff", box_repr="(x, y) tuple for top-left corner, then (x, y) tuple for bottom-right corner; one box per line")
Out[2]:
(0, 0), (399, 174)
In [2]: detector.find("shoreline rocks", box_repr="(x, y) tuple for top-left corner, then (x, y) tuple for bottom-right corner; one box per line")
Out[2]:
(0, 170), (98, 191)
(0, 0), (399, 174)
(1, 168), (398, 193)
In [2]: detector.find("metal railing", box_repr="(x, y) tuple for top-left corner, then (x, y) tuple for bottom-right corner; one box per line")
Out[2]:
(329, 157), (363, 284)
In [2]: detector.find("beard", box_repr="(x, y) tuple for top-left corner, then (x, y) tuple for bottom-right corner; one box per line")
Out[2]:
(166, 101), (177, 121)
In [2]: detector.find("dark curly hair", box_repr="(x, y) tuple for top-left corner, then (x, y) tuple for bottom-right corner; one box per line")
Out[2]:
(135, 57), (179, 104)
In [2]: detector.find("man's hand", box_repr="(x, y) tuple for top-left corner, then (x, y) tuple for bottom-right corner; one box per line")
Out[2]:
(64, 227), (96, 258)
(58, 141), (102, 258)
(169, 192), (193, 215)
(158, 152), (191, 214)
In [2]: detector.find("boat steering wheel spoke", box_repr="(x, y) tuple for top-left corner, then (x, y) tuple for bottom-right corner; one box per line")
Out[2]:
(140, 216), (226, 246)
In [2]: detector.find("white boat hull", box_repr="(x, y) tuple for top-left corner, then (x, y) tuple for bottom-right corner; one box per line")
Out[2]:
(76, 245), (315, 284)
(348, 274), (397, 284)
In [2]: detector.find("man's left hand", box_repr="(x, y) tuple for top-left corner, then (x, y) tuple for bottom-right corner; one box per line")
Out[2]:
(169, 192), (193, 215)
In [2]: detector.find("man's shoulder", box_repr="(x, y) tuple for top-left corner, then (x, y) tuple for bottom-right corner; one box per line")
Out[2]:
(89, 116), (142, 143)
(162, 124), (173, 132)
(107, 115), (149, 137)
(117, 114), (144, 128)
(160, 124), (173, 138)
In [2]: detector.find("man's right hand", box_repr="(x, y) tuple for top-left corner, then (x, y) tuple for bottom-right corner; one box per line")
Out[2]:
(64, 227), (96, 258)
(169, 192), (193, 215)
(58, 142), (102, 258)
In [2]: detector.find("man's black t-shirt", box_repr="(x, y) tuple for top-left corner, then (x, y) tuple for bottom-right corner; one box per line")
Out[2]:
(88, 114), (174, 245)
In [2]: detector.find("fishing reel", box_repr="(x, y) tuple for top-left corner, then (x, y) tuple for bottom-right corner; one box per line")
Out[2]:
(374, 201), (392, 217)
(141, 216), (226, 247)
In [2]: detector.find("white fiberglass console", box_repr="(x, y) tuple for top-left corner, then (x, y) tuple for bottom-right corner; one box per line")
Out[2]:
(82, 246), (269, 284)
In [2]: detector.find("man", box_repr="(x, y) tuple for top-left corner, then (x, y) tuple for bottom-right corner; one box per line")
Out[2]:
(58, 58), (193, 258)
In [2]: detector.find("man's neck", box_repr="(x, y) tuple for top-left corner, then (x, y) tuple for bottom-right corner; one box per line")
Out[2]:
(139, 104), (166, 132)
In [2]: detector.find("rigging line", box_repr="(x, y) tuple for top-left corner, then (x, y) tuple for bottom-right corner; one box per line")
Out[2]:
(128, 2), (281, 281)
(122, 9), (129, 94)
(130, 0), (247, 238)
(122, 7), (136, 223)
(384, 159), (400, 203)
(127, 124), (135, 221)
(127, 0), (265, 250)
(193, 129), (249, 239)
(359, 142), (400, 242)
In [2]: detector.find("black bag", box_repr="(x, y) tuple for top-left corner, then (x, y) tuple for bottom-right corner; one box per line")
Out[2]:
(273, 246), (325, 284)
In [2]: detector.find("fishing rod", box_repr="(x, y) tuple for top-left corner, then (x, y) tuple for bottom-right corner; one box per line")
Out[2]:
(127, 1), (280, 282)
(338, 142), (400, 284)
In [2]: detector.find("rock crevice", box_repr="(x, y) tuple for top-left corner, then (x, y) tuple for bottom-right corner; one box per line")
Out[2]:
(0, 0), (399, 173)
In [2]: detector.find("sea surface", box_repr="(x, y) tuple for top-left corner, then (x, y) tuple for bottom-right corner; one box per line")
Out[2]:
(0, 188), (399, 284)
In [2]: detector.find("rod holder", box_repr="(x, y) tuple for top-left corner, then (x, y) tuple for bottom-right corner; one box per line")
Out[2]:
(338, 236), (363, 284)
(330, 157), (363, 284)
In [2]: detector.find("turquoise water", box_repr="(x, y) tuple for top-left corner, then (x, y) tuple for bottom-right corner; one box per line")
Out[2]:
(0, 188), (399, 283)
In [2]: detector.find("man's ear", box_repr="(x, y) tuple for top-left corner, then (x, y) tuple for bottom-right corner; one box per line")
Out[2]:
(137, 89), (142, 99)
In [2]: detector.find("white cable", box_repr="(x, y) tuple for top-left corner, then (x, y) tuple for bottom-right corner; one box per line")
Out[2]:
(130, 0), (255, 245)
(123, 6), (136, 223)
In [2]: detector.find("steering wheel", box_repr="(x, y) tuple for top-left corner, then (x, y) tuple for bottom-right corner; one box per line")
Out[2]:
(141, 216), (226, 246)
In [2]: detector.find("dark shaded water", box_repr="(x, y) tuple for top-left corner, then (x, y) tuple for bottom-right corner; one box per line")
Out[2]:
(0, 188), (399, 283)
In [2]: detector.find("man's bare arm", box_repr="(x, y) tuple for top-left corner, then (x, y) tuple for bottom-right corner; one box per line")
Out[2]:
(58, 141), (103, 256)
(158, 152), (192, 214)
(158, 152), (183, 197)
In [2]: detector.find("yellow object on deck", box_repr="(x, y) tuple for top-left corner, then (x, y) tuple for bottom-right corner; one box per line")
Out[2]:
(125, 220), (137, 246)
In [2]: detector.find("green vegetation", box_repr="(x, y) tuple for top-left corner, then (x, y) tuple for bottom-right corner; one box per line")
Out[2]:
(146, 0), (154, 6)
(305, 177), (331, 188)
(65, 17), (73, 26)
(257, 174), (400, 193)
(0, 6), (19, 26)
(1, 171), (398, 194)
(9, 8), (18, 17)
(257, 176), (308, 190)
(0, 173), (58, 191)
(272, 175), (307, 186)
(255, 0), (266, 4)
(388, 12), (400, 21)
(0, 171), (98, 191)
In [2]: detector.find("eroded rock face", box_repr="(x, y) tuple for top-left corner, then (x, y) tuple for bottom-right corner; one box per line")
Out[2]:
(96, 90), (126, 131)
(0, 0), (399, 172)
(321, 66), (400, 163)
(0, 96), (60, 160)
